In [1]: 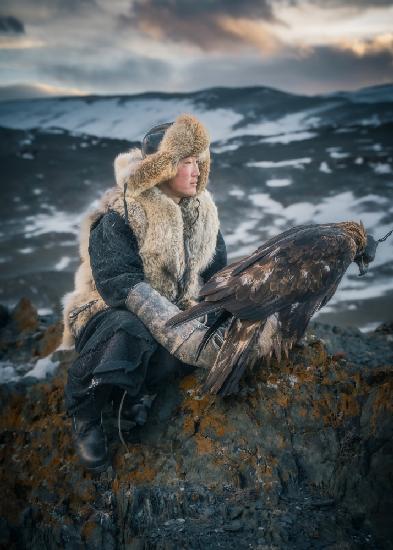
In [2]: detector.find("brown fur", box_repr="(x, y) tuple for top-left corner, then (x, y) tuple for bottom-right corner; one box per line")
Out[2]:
(61, 114), (219, 348)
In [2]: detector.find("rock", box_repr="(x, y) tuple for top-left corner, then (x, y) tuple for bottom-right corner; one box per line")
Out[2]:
(11, 297), (39, 333)
(36, 321), (63, 357)
(223, 519), (243, 531)
(0, 304), (10, 330)
(375, 321), (393, 335)
(0, 298), (63, 369)
(0, 314), (392, 549)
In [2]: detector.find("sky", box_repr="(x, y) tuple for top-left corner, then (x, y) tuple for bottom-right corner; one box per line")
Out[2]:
(0, 0), (392, 99)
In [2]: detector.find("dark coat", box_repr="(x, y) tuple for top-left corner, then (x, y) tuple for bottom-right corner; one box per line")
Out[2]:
(64, 209), (227, 415)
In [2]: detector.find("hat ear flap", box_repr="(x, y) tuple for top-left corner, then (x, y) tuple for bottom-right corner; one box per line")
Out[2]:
(196, 156), (210, 193)
(126, 151), (178, 198)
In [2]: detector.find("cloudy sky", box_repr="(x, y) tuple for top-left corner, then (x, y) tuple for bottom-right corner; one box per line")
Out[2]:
(0, 0), (392, 99)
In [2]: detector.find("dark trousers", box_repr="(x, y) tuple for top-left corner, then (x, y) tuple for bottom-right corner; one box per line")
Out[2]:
(65, 308), (193, 418)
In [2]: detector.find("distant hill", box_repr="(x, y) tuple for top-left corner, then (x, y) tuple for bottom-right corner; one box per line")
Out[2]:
(0, 83), (86, 102)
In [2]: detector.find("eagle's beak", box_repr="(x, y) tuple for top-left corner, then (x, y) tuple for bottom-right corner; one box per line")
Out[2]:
(357, 257), (369, 276)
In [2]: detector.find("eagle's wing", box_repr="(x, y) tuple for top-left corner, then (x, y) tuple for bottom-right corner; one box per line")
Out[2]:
(201, 225), (358, 396)
(201, 225), (357, 322)
(168, 224), (357, 333)
(167, 225), (314, 327)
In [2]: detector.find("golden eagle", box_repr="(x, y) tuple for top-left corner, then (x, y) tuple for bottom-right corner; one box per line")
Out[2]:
(168, 222), (392, 396)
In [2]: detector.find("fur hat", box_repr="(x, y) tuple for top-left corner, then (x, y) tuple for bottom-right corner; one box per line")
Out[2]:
(114, 113), (211, 198)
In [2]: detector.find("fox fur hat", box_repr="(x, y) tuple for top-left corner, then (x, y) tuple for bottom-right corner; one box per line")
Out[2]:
(114, 113), (211, 198)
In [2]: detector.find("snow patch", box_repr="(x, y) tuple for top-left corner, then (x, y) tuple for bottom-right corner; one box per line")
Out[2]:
(212, 140), (242, 153)
(0, 362), (18, 384)
(228, 188), (245, 198)
(260, 131), (317, 144)
(371, 162), (391, 175)
(326, 147), (349, 159)
(319, 161), (332, 174)
(247, 157), (311, 169)
(359, 321), (381, 333)
(266, 178), (292, 188)
(21, 152), (34, 160)
(18, 247), (34, 254)
(24, 207), (82, 238)
(54, 256), (71, 271)
(24, 355), (59, 379)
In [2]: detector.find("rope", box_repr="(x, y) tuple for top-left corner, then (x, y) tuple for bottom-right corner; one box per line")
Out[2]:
(378, 228), (393, 242)
(118, 389), (130, 454)
(123, 182), (129, 227)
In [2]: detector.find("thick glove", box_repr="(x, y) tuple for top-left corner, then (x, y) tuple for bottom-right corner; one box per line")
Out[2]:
(126, 282), (223, 369)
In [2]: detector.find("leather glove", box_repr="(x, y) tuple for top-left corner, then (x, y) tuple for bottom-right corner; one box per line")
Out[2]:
(126, 282), (224, 369)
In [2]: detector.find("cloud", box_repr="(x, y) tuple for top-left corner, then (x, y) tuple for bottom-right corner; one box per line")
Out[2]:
(338, 33), (393, 56)
(0, 0), (98, 23)
(217, 17), (282, 55)
(40, 56), (171, 92)
(0, 16), (25, 34)
(178, 41), (393, 95)
(286, 0), (393, 10)
(120, 0), (279, 52)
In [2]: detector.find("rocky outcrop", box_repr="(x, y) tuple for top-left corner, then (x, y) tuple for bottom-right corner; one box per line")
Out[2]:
(0, 302), (392, 549)
(0, 298), (62, 368)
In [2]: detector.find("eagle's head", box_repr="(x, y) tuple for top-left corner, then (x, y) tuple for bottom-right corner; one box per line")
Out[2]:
(354, 234), (378, 276)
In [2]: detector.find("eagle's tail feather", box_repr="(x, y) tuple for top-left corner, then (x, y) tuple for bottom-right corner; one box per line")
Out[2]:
(202, 313), (299, 396)
(202, 318), (260, 396)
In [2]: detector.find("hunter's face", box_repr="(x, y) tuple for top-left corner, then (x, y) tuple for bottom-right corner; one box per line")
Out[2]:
(160, 156), (200, 201)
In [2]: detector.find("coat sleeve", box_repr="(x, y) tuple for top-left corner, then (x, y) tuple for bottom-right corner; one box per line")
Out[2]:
(89, 210), (144, 308)
(200, 229), (227, 284)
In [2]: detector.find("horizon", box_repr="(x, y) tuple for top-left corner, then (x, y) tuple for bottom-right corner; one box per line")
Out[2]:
(1, 80), (392, 103)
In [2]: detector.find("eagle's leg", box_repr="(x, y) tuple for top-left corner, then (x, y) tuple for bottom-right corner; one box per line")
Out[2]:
(196, 311), (231, 360)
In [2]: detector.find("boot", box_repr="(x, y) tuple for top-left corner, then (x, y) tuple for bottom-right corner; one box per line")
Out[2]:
(72, 413), (109, 472)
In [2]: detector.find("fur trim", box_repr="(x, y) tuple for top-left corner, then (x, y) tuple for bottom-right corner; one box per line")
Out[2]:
(114, 148), (143, 188)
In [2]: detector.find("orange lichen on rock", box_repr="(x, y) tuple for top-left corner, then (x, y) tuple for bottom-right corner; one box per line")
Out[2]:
(126, 464), (158, 484)
(369, 378), (393, 431)
(81, 520), (97, 541)
(11, 297), (39, 333)
(337, 393), (361, 418)
(199, 412), (234, 438)
(179, 374), (199, 392)
(0, 394), (25, 429)
(37, 322), (63, 357)
(274, 390), (290, 409)
(194, 433), (216, 455)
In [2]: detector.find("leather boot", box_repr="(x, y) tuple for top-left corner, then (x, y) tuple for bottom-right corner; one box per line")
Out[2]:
(72, 414), (109, 473)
